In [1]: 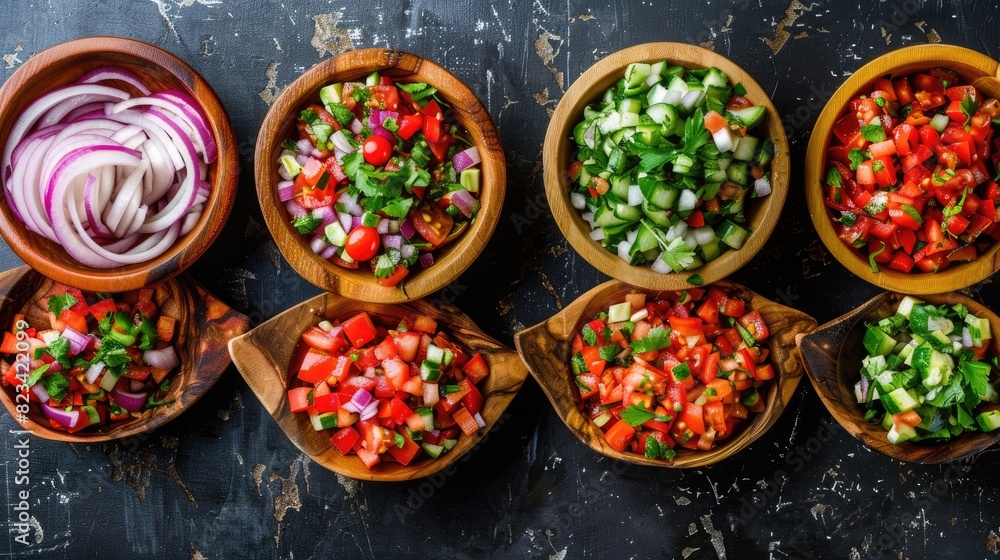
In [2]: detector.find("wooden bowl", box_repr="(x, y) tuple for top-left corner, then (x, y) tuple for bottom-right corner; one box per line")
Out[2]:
(543, 43), (790, 290)
(0, 266), (248, 442)
(228, 292), (529, 481)
(804, 44), (1000, 294)
(0, 37), (239, 292)
(514, 279), (817, 468)
(797, 291), (1000, 463)
(254, 48), (505, 303)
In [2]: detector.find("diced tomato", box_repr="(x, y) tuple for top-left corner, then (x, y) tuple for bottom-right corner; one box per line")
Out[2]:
(888, 251), (915, 273)
(604, 419), (636, 452)
(342, 312), (377, 347)
(331, 427), (360, 455)
(297, 349), (336, 383)
(452, 406), (479, 436)
(301, 326), (347, 353)
(462, 352), (490, 384)
(738, 310), (769, 341)
(680, 403), (706, 435)
(704, 401), (727, 434)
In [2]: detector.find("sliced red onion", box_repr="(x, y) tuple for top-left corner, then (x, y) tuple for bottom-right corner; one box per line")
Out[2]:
(61, 327), (90, 356)
(320, 245), (338, 259)
(450, 188), (478, 218)
(146, 90), (217, 163)
(369, 110), (399, 129)
(371, 126), (395, 143)
(310, 235), (329, 254)
(330, 129), (355, 154)
(338, 211), (353, 233)
(31, 383), (50, 403)
(144, 346), (179, 370)
(85, 361), (105, 384)
(42, 402), (80, 428)
(286, 200), (308, 219)
(78, 66), (152, 96)
(383, 234), (402, 250)
(345, 389), (373, 414)
(452, 146), (481, 173)
(112, 389), (147, 412)
(359, 400), (380, 421)
(296, 138), (314, 153)
(419, 253), (434, 268)
(400, 215), (416, 238)
(349, 118), (364, 135)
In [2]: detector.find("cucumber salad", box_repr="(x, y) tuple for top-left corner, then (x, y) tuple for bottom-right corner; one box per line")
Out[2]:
(858, 296), (1000, 444)
(566, 61), (774, 276)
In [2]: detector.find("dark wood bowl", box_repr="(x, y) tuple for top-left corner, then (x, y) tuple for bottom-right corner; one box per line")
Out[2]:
(0, 266), (248, 442)
(514, 280), (817, 468)
(0, 37), (239, 292)
(804, 44), (1000, 294)
(228, 292), (528, 481)
(797, 291), (1000, 463)
(543, 43), (790, 290)
(254, 48), (505, 303)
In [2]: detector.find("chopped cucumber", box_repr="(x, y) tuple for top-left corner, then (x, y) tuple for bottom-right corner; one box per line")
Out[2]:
(608, 302), (632, 323)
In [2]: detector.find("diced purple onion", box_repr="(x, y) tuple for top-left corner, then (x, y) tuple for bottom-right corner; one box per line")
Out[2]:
(343, 389), (373, 414)
(337, 192), (362, 216)
(61, 327), (89, 356)
(371, 126), (395, 143)
(400, 216), (416, 238)
(419, 253), (434, 268)
(338, 212), (353, 233)
(310, 235), (329, 254)
(400, 244), (415, 259)
(312, 205), (337, 227)
(359, 400), (380, 421)
(320, 245), (338, 259)
(143, 346), (178, 370)
(42, 403), (80, 428)
(277, 180), (295, 202)
(351, 216), (363, 230)
(286, 200), (308, 219)
(383, 234), (402, 250)
(450, 188), (478, 218)
(296, 138), (314, 154)
(84, 361), (105, 384)
(31, 383), (50, 403)
(349, 118), (363, 134)
(376, 219), (390, 234)
(452, 146), (481, 173)
(112, 389), (147, 412)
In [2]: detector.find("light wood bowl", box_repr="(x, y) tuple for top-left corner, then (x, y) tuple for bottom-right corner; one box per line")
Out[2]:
(0, 37), (239, 292)
(0, 266), (248, 442)
(255, 48), (505, 303)
(804, 44), (1000, 294)
(543, 43), (790, 290)
(514, 280), (816, 468)
(797, 291), (1000, 463)
(228, 292), (529, 481)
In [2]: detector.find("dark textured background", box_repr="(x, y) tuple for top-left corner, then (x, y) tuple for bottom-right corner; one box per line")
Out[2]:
(1, 1), (999, 558)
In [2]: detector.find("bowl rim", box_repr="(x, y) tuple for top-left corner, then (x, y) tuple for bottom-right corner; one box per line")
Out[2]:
(253, 48), (505, 303)
(0, 36), (239, 292)
(804, 43), (1000, 294)
(542, 42), (790, 290)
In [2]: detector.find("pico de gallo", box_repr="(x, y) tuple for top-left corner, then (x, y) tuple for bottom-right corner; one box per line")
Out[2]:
(0, 286), (180, 433)
(276, 71), (483, 288)
(287, 311), (490, 469)
(823, 68), (1000, 274)
(567, 61), (775, 276)
(571, 287), (774, 459)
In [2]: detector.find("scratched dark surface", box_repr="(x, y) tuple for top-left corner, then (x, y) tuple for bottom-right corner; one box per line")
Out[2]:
(1, 1), (999, 559)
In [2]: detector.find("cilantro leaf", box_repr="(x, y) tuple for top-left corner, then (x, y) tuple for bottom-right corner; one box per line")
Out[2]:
(46, 337), (72, 369)
(581, 324), (597, 346)
(48, 293), (78, 315)
(621, 404), (672, 427)
(658, 237), (696, 273)
(281, 138), (298, 152)
(291, 213), (323, 235)
(598, 345), (620, 361)
(326, 103), (355, 126)
(374, 255), (396, 279)
(860, 123), (886, 143)
(961, 360), (991, 396)
(826, 166), (843, 188)
(687, 274), (704, 286)
(25, 364), (49, 387)
(380, 197), (414, 219)
(42, 372), (69, 403)
(848, 148), (866, 170)
(630, 326), (670, 354)
(299, 109), (322, 126)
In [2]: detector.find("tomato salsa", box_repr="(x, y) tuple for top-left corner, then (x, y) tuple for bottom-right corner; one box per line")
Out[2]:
(823, 68), (1000, 274)
(0, 286), (180, 433)
(287, 311), (490, 469)
(277, 72), (483, 288)
(571, 287), (774, 459)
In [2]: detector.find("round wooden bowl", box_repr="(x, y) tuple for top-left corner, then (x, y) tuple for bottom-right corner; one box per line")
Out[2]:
(804, 44), (1000, 294)
(255, 48), (505, 303)
(0, 37), (239, 292)
(797, 291), (1000, 463)
(543, 43), (790, 290)
(514, 280), (817, 468)
(0, 266), (248, 442)
(228, 292), (529, 481)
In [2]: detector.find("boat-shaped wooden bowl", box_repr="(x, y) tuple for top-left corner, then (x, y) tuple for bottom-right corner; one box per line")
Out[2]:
(514, 279), (816, 468)
(0, 266), (248, 442)
(255, 48), (505, 303)
(0, 37), (239, 292)
(544, 42), (790, 290)
(228, 292), (528, 481)
(797, 291), (1000, 463)
(804, 44), (1000, 294)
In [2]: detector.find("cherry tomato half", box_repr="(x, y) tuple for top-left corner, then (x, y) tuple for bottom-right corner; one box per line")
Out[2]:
(411, 203), (454, 247)
(362, 136), (393, 166)
(345, 225), (380, 261)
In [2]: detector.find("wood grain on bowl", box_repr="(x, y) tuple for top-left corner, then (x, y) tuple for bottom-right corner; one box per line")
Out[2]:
(0, 37), (238, 292)
(797, 291), (1000, 463)
(514, 279), (817, 468)
(228, 292), (528, 481)
(0, 266), (248, 442)
(804, 44), (1000, 294)
(254, 48), (505, 303)
(543, 43), (790, 290)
